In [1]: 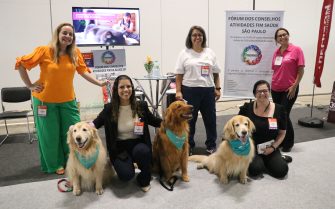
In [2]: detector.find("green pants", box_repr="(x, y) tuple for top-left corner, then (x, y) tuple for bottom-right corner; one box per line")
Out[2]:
(33, 97), (80, 173)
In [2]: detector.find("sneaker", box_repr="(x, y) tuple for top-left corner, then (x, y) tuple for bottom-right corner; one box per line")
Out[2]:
(206, 148), (216, 154)
(282, 155), (293, 163)
(189, 147), (193, 156)
(141, 185), (151, 192)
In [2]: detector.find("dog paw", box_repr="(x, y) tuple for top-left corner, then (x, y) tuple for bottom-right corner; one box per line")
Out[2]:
(196, 164), (204, 169)
(220, 177), (229, 184)
(239, 178), (247, 184)
(95, 188), (104, 195)
(182, 175), (190, 182)
(73, 189), (81, 196)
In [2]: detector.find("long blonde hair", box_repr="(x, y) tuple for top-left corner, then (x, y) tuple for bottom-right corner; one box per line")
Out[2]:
(49, 23), (77, 65)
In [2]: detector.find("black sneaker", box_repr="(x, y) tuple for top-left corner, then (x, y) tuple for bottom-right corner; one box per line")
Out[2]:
(206, 147), (216, 154)
(282, 155), (293, 163)
(281, 147), (292, 153)
(189, 148), (193, 156)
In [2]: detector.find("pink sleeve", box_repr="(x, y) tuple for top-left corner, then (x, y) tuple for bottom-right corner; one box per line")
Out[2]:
(271, 48), (279, 70)
(296, 46), (305, 67)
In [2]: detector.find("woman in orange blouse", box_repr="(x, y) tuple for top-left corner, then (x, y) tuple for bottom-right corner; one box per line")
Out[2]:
(15, 23), (107, 175)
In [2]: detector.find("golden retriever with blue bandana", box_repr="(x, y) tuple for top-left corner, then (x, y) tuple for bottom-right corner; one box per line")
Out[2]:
(189, 115), (255, 184)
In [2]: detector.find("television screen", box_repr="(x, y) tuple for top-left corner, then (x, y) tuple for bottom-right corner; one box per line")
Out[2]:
(72, 7), (140, 46)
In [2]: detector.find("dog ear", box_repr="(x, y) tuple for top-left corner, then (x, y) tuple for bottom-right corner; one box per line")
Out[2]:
(223, 117), (235, 140)
(67, 125), (74, 144)
(247, 117), (256, 135)
(92, 127), (100, 142)
(165, 108), (174, 127)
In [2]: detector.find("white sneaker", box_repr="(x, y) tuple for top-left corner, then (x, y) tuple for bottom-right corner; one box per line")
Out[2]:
(141, 185), (151, 192)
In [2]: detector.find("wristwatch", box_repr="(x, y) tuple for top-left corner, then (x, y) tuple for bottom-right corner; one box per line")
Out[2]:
(215, 87), (221, 90)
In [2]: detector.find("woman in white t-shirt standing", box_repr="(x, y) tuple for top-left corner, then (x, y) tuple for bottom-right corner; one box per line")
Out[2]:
(175, 25), (221, 155)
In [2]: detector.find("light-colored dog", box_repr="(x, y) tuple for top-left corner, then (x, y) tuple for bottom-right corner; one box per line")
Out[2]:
(66, 122), (114, 196)
(189, 115), (255, 184)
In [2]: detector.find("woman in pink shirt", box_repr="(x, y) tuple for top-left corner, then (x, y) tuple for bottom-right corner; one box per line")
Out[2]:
(271, 28), (305, 152)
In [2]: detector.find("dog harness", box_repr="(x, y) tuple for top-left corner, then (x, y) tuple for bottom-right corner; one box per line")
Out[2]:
(228, 137), (251, 156)
(74, 144), (100, 169)
(166, 129), (186, 150)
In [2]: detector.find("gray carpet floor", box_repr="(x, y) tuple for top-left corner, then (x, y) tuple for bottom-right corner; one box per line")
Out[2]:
(0, 106), (334, 187)
(1, 136), (335, 209)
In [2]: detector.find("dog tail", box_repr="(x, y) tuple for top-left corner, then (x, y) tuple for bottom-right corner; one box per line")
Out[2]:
(188, 155), (208, 163)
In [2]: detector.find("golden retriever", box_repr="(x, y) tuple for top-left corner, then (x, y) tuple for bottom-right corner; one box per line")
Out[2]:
(66, 122), (114, 196)
(152, 100), (193, 183)
(189, 115), (255, 184)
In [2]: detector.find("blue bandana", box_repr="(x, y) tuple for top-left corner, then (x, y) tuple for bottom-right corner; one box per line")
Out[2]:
(75, 144), (100, 169)
(166, 129), (186, 150)
(228, 137), (251, 156)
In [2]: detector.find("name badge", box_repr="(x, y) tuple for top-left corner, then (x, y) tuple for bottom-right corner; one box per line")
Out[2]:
(274, 56), (283, 65)
(268, 118), (277, 130)
(134, 121), (144, 135)
(201, 65), (210, 76)
(38, 105), (47, 117)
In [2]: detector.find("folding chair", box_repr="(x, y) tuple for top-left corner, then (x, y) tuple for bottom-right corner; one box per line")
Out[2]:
(0, 87), (33, 146)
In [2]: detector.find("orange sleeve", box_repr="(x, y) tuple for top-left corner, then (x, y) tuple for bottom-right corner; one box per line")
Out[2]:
(75, 48), (92, 74)
(15, 46), (48, 70)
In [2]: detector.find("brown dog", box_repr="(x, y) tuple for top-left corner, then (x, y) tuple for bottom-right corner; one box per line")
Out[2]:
(66, 122), (114, 196)
(189, 115), (255, 184)
(152, 100), (193, 183)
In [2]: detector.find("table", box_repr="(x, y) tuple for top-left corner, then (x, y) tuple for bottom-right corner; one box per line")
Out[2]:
(133, 75), (175, 116)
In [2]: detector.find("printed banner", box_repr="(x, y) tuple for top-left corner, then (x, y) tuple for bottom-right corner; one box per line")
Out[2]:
(224, 11), (284, 98)
(92, 49), (126, 80)
(81, 52), (94, 67)
(314, 0), (334, 88)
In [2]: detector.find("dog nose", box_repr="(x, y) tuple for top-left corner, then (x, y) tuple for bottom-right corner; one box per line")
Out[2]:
(242, 130), (247, 136)
(75, 136), (82, 142)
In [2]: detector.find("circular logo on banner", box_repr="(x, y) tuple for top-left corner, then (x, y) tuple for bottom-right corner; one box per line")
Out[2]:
(101, 51), (116, 64)
(242, 45), (262, 65)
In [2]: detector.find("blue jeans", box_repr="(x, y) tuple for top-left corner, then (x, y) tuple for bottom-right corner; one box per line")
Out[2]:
(181, 86), (217, 149)
(112, 140), (151, 187)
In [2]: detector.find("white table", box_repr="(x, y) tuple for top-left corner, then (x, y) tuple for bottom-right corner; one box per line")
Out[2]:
(133, 75), (175, 116)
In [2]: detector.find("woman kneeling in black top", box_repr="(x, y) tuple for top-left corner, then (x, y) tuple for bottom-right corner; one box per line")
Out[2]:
(238, 80), (290, 178)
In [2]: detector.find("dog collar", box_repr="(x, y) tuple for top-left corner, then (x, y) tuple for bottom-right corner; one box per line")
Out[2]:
(228, 137), (250, 156)
(166, 129), (186, 150)
(75, 144), (100, 169)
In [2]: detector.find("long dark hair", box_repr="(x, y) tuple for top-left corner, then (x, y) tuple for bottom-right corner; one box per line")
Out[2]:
(185, 25), (207, 49)
(111, 75), (137, 121)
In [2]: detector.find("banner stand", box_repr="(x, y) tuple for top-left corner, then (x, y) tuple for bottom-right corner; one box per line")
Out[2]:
(298, 84), (324, 128)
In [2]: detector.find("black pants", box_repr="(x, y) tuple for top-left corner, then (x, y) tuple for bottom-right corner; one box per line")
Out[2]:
(182, 86), (217, 150)
(248, 150), (288, 178)
(271, 86), (299, 149)
(112, 139), (151, 187)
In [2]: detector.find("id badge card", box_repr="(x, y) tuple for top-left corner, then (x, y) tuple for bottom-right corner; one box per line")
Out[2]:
(38, 105), (47, 117)
(268, 118), (278, 130)
(201, 65), (210, 76)
(134, 121), (144, 135)
(274, 56), (283, 65)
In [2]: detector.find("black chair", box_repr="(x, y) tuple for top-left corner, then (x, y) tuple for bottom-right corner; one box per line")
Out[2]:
(0, 87), (33, 146)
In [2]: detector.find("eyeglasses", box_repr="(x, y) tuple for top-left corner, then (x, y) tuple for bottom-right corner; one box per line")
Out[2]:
(277, 33), (288, 38)
(191, 33), (203, 38)
(256, 89), (269, 94)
